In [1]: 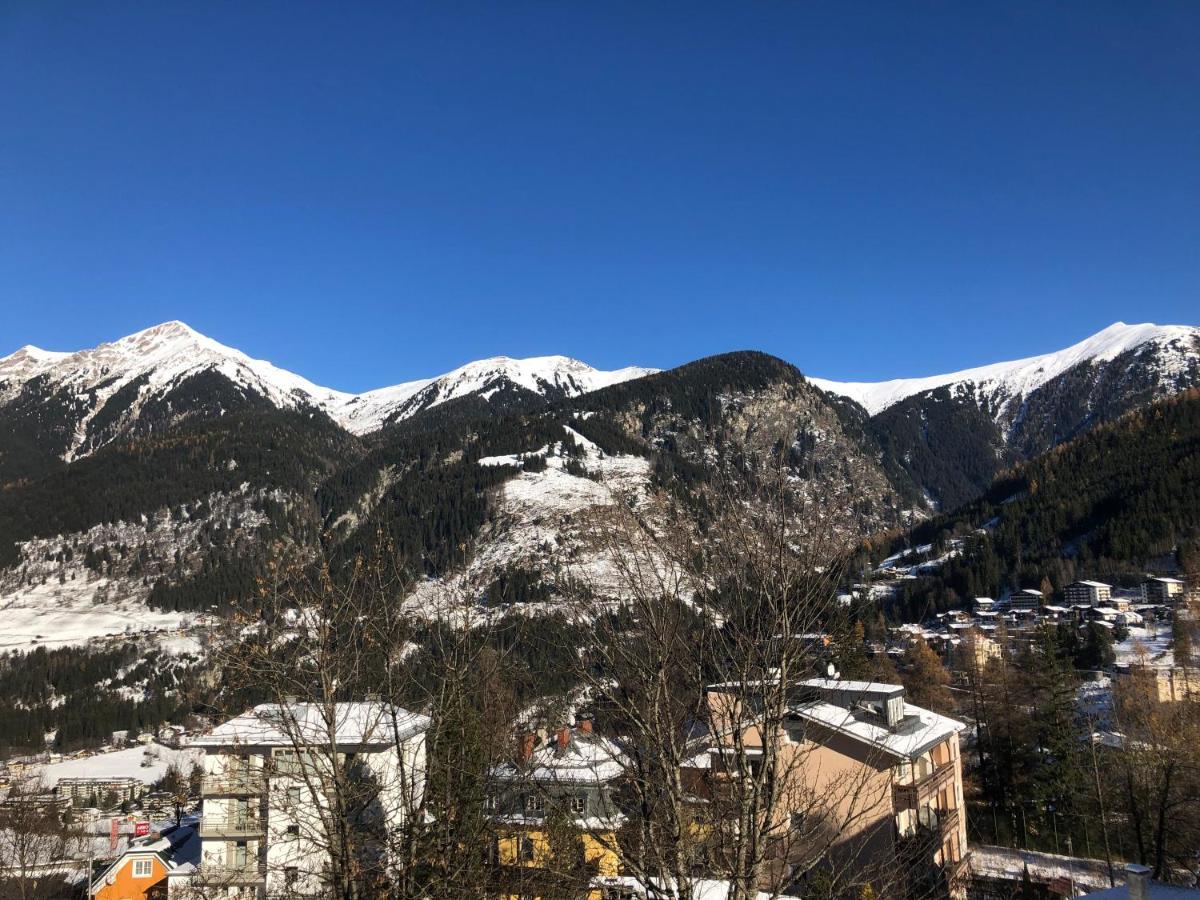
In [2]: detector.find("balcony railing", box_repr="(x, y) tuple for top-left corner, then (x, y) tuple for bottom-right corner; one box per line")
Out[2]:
(893, 761), (956, 810)
(199, 862), (267, 884)
(201, 816), (266, 838)
(201, 774), (266, 796)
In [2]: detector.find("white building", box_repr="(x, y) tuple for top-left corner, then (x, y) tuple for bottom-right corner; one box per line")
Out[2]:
(1064, 580), (1111, 607)
(190, 701), (429, 898)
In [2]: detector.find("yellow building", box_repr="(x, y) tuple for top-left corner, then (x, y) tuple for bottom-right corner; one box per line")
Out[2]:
(488, 722), (625, 899)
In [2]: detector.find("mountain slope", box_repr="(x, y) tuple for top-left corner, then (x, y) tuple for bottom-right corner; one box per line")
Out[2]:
(0, 322), (655, 479)
(814, 322), (1200, 510)
(884, 388), (1200, 620)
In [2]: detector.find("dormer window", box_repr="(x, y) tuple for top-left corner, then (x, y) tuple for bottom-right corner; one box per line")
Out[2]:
(525, 794), (545, 813)
(569, 795), (587, 815)
(132, 858), (154, 878)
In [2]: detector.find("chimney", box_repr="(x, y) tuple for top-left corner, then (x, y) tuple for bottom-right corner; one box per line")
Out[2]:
(518, 733), (535, 764)
(578, 717), (593, 734)
(1125, 864), (1151, 900)
(557, 726), (571, 750)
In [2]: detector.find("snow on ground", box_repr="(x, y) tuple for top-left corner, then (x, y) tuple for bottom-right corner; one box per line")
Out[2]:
(970, 844), (1118, 894)
(1114, 621), (1174, 669)
(33, 743), (203, 789)
(0, 575), (188, 652)
(401, 438), (665, 624)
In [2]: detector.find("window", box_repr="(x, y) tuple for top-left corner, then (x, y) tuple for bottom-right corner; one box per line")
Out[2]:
(569, 795), (587, 815)
(518, 835), (535, 862)
(789, 812), (805, 831)
(287, 786), (302, 806)
(132, 858), (154, 878)
(484, 794), (496, 812)
(284, 866), (299, 885)
(524, 794), (545, 813)
(286, 824), (300, 836)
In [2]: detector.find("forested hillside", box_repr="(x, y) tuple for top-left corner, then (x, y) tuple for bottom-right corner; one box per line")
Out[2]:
(878, 389), (1200, 617)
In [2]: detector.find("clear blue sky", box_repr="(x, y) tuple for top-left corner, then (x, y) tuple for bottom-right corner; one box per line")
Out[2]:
(2, 3), (1197, 391)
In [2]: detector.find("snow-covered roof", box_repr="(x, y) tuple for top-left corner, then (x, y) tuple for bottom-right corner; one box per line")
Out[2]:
(1149, 577), (1184, 585)
(192, 702), (429, 749)
(594, 876), (800, 899)
(494, 729), (624, 785)
(798, 677), (904, 697)
(1072, 580), (1112, 589)
(91, 823), (200, 892)
(791, 698), (965, 761)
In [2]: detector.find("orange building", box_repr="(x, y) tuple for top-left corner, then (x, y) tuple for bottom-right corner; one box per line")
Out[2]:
(91, 823), (199, 900)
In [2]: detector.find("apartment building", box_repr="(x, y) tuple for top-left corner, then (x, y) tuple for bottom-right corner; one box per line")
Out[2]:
(189, 701), (429, 898)
(487, 721), (625, 898)
(1008, 588), (1043, 611)
(1145, 577), (1186, 605)
(57, 776), (141, 808)
(1065, 581), (1112, 607)
(698, 678), (968, 897)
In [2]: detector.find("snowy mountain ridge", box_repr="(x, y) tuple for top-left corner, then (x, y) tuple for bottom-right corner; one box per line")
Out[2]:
(810, 322), (1200, 417)
(0, 321), (657, 452)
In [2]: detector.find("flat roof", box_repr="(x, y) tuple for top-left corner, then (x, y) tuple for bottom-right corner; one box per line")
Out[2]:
(192, 702), (429, 748)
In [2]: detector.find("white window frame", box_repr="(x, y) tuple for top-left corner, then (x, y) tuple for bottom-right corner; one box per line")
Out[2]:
(132, 857), (154, 878)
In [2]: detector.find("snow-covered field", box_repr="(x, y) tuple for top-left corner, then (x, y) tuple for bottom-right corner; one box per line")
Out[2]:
(33, 743), (202, 788)
(0, 576), (188, 652)
(1114, 621), (1173, 669)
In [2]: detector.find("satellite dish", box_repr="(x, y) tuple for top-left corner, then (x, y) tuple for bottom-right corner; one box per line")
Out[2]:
(826, 663), (836, 678)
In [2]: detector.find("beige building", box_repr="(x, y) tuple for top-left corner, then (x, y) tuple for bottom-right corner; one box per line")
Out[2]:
(1065, 581), (1112, 607)
(696, 678), (968, 897)
(1144, 577), (1186, 604)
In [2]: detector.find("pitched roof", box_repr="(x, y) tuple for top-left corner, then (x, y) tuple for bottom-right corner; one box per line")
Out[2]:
(494, 729), (624, 785)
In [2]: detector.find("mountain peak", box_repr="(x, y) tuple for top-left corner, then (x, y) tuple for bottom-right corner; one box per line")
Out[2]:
(812, 321), (1199, 415)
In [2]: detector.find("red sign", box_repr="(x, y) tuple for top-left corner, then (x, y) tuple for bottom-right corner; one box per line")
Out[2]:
(134, 821), (150, 837)
(109, 818), (120, 851)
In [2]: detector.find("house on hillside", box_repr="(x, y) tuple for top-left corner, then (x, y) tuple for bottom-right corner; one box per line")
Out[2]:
(189, 701), (429, 898)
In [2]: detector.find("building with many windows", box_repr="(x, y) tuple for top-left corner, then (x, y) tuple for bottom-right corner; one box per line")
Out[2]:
(1065, 580), (1112, 607)
(189, 701), (429, 898)
(697, 678), (968, 898)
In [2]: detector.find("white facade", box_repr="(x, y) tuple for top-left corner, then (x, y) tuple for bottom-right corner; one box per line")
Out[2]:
(189, 702), (429, 898)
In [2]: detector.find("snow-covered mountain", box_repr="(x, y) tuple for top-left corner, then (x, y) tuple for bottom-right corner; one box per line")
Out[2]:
(810, 322), (1200, 418)
(0, 321), (656, 460)
(332, 356), (657, 434)
(810, 322), (1200, 510)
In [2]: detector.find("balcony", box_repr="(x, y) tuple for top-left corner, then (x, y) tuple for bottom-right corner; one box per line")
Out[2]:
(201, 816), (266, 839)
(198, 862), (267, 884)
(937, 806), (961, 836)
(893, 761), (956, 810)
(201, 774), (265, 797)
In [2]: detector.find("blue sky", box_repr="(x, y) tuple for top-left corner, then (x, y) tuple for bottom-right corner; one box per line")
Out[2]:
(2, 3), (1197, 391)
